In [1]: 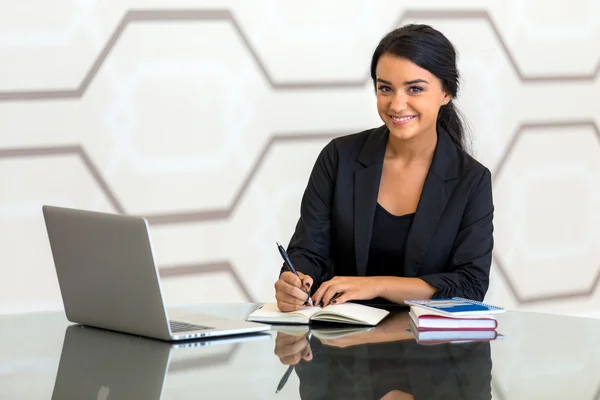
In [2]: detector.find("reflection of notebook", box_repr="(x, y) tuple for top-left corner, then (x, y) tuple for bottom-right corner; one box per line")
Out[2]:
(408, 320), (502, 345)
(273, 324), (373, 340)
(51, 325), (270, 399)
(247, 303), (389, 326)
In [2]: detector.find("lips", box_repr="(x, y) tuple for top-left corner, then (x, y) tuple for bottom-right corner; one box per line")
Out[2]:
(389, 115), (416, 126)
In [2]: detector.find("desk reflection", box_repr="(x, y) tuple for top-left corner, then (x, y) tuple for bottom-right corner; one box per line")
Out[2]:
(274, 313), (493, 400)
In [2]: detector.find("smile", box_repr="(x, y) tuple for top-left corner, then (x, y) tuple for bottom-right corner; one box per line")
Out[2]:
(389, 115), (416, 125)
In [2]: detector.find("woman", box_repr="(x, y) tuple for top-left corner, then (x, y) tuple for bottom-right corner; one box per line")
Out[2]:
(274, 24), (494, 311)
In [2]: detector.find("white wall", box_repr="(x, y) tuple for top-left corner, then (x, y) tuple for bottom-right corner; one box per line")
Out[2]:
(1, 0), (599, 317)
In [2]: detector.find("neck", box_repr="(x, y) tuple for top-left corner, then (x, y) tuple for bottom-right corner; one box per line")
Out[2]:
(385, 129), (437, 163)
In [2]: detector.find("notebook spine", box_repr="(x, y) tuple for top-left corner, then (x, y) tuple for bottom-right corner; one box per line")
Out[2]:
(454, 297), (503, 310)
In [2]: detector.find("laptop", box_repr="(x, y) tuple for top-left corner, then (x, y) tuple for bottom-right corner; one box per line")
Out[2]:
(51, 324), (271, 399)
(42, 205), (270, 341)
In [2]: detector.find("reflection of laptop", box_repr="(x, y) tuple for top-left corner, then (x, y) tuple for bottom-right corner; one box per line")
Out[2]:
(51, 325), (271, 399)
(42, 205), (270, 341)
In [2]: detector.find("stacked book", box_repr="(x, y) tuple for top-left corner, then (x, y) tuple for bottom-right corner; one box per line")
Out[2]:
(404, 298), (505, 345)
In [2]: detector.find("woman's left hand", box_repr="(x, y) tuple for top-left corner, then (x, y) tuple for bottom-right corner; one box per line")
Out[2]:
(312, 276), (382, 307)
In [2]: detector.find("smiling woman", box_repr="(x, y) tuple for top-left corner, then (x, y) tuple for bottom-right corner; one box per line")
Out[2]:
(273, 24), (494, 312)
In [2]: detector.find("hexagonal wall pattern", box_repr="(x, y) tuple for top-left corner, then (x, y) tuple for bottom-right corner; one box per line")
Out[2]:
(2, 4), (600, 397)
(1, 2), (600, 322)
(493, 121), (600, 303)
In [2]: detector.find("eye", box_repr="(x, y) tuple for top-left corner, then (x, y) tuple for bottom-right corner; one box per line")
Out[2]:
(408, 86), (424, 94)
(377, 85), (392, 93)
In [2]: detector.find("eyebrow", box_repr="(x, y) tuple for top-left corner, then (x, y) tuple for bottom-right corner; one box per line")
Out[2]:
(376, 78), (429, 85)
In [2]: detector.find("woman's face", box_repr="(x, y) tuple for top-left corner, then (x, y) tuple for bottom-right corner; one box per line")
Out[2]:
(375, 53), (450, 143)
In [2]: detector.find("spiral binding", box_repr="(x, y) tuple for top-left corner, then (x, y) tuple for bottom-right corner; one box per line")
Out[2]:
(452, 297), (504, 311)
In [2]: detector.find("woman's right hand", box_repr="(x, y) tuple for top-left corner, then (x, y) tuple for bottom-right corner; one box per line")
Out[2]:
(274, 332), (313, 365)
(274, 271), (314, 312)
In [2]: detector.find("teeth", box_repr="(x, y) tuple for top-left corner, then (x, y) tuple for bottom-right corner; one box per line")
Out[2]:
(391, 116), (414, 121)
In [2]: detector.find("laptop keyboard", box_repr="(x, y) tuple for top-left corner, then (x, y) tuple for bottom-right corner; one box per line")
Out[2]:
(169, 320), (213, 333)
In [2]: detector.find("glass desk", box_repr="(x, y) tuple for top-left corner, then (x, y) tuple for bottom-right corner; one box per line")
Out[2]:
(1, 303), (598, 399)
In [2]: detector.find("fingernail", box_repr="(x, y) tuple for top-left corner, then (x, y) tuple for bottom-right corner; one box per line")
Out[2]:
(305, 282), (310, 288)
(332, 300), (337, 304)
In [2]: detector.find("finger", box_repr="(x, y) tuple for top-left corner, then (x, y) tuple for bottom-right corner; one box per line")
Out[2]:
(277, 281), (311, 303)
(280, 271), (302, 288)
(279, 354), (302, 366)
(300, 274), (314, 292)
(276, 288), (308, 304)
(279, 334), (307, 348)
(279, 338), (310, 358)
(275, 333), (305, 347)
(283, 272), (312, 303)
(276, 301), (303, 312)
(312, 282), (331, 306)
(302, 344), (313, 361)
(276, 297), (306, 313)
(322, 285), (346, 307)
(275, 283), (310, 307)
(276, 294), (306, 312)
(330, 291), (351, 305)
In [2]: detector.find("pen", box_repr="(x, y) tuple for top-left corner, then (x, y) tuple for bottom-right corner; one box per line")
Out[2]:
(276, 242), (314, 307)
(275, 332), (313, 393)
(275, 365), (294, 394)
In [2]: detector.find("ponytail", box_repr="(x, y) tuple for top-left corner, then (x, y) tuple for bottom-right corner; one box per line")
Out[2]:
(437, 101), (469, 154)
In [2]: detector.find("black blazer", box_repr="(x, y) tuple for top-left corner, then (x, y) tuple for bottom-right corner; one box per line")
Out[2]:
(286, 125), (494, 301)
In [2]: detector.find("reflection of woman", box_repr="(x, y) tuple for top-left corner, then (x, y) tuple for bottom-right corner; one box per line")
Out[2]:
(276, 329), (492, 400)
(274, 23), (494, 312)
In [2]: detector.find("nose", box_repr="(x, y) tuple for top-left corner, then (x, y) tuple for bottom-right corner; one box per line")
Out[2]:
(389, 92), (407, 113)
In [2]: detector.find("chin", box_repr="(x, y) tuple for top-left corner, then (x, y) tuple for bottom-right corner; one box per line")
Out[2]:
(386, 124), (420, 141)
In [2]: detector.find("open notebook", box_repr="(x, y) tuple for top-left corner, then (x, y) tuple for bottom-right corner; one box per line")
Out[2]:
(247, 303), (389, 326)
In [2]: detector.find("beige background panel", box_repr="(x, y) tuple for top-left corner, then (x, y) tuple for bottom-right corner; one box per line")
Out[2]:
(0, 153), (115, 314)
(1, 1), (599, 320)
(493, 122), (600, 302)
(490, 0), (600, 76)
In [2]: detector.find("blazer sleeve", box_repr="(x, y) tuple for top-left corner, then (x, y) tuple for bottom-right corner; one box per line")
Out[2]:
(419, 168), (494, 301)
(281, 140), (337, 291)
(282, 140), (338, 289)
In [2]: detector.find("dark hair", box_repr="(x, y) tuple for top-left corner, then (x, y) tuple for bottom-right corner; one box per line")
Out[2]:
(370, 24), (469, 153)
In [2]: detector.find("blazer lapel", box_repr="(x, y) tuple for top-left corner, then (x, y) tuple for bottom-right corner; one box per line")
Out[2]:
(404, 129), (460, 276)
(354, 126), (388, 276)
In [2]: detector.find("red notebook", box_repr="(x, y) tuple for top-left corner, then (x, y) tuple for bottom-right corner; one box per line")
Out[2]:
(409, 306), (498, 331)
(409, 321), (501, 344)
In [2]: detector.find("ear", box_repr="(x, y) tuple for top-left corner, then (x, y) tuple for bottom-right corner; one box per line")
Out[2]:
(441, 93), (452, 105)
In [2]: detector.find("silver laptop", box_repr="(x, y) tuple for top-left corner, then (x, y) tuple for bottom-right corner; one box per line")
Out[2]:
(51, 324), (271, 399)
(42, 205), (270, 341)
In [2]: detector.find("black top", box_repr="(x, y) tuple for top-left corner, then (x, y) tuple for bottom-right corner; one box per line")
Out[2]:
(366, 204), (414, 277)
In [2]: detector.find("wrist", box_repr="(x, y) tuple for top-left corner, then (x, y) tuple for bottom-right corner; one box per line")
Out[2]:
(370, 276), (386, 298)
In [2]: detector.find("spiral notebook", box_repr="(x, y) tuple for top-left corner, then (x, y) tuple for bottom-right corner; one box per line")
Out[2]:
(404, 297), (505, 317)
